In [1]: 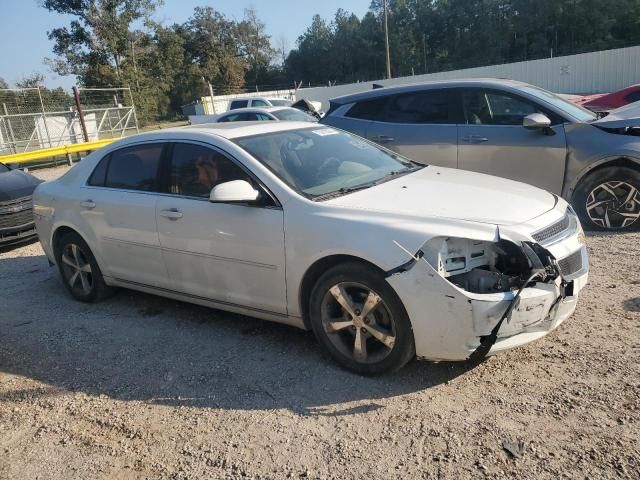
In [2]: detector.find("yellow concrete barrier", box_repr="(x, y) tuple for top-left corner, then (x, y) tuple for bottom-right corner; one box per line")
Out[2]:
(0, 139), (115, 165)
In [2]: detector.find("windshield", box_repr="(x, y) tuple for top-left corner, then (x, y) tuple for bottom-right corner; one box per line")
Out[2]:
(519, 85), (597, 122)
(0, 162), (9, 173)
(269, 99), (292, 107)
(235, 127), (420, 199)
(271, 108), (317, 122)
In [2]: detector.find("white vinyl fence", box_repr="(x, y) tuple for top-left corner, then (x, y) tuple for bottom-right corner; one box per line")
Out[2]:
(296, 45), (640, 110)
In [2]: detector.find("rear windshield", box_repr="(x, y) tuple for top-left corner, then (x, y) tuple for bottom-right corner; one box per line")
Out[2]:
(271, 109), (317, 122)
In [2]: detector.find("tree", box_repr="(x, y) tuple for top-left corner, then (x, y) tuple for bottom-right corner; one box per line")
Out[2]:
(0, 78), (8, 89)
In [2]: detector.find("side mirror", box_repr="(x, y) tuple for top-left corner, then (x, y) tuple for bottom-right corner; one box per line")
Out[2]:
(210, 180), (259, 203)
(523, 113), (551, 130)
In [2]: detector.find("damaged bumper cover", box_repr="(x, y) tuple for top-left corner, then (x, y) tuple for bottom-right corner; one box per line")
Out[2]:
(386, 227), (588, 362)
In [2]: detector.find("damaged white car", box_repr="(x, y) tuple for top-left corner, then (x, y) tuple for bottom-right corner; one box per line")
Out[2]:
(33, 122), (588, 375)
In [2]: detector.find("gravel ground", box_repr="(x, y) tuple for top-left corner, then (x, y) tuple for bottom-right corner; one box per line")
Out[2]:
(0, 166), (639, 479)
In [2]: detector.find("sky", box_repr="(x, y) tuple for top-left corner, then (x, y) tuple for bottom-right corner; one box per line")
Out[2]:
(0, 0), (371, 89)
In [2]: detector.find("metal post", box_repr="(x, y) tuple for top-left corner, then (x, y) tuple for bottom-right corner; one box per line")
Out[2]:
(383, 0), (392, 79)
(208, 82), (216, 114)
(37, 87), (53, 148)
(2, 103), (17, 154)
(127, 87), (139, 133)
(72, 86), (89, 143)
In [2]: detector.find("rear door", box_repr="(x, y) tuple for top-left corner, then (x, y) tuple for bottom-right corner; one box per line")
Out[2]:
(364, 89), (458, 168)
(81, 142), (169, 288)
(456, 88), (567, 193)
(155, 142), (287, 315)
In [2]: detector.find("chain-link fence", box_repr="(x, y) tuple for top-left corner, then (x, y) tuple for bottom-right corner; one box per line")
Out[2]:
(0, 86), (139, 155)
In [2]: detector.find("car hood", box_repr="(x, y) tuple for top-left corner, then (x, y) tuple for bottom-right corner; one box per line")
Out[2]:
(324, 167), (556, 226)
(0, 169), (42, 201)
(591, 101), (640, 128)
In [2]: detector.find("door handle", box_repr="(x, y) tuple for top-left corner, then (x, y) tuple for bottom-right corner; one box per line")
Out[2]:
(371, 135), (395, 143)
(159, 208), (183, 220)
(461, 135), (489, 143)
(80, 200), (96, 209)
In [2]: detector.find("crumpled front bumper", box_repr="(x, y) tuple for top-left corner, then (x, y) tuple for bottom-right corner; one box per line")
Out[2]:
(387, 242), (589, 362)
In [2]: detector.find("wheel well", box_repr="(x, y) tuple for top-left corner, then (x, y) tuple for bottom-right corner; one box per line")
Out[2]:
(51, 226), (78, 255)
(573, 157), (640, 198)
(298, 254), (386, 329)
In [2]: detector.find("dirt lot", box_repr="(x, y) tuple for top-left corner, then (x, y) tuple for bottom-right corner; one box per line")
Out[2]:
(0, 166), (639, 479)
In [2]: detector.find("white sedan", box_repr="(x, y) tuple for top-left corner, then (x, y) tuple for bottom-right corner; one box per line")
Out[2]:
(189, 106), (317, 125)
(33, 122), (589, 374)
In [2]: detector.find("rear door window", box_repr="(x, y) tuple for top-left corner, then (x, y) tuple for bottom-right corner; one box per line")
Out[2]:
(346, 97), (389, 120)
(384, 90), (454, 124)
(104, 144), (164, 191)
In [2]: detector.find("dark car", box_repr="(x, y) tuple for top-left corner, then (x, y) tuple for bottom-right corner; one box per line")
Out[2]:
(0, 162), (42, 247)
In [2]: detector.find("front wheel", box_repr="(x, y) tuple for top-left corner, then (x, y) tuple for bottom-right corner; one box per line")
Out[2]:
(309, 262), (415, 375)
(572, 166), (640, 231)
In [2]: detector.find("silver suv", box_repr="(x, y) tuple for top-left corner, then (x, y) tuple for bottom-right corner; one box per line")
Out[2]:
(321, 79), (640, 231)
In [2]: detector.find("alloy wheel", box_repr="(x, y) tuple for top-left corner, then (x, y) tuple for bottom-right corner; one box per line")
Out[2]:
(586, 181), (640, 229)
(320, 282), (396, 364)
(60, 243), (94, 296)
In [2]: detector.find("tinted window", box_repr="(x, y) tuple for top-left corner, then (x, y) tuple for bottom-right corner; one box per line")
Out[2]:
(256, 113), (274, 121)
(169, 143), (251, 198)
(624, 91), (640, 103)
(271, 108), (317, 122)
(252, 100), (269, 107)
(220, 113), (250, 122)
(385, 90), (452, 124)
(346, 97), (388, 120)
(229, 100), (248, 110)
(88, 154), (109, 186)
(462, 90), (540, 125)
(104, 144), (163, 191)
(0, 162), (10, 173)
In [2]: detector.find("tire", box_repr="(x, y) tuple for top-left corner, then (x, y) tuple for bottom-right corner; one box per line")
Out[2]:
(54, 231), (112, 302)
(572, 166), (640, 231)
(309, 262), (415, 375)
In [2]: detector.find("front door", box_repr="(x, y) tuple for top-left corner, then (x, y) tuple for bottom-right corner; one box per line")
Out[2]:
(365, 89), (458, 168)
(156, 142), (287, 315)
(456, 88), (567, 194)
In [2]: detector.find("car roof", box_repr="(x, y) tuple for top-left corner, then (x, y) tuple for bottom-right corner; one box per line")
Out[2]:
(330, 78), (532, 104)
(220, 106), (290, 115)
(115, 121), (321, 145)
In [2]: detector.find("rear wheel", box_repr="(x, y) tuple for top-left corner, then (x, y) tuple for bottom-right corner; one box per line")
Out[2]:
(54, 231), (112, 302)
(309, 262), (415, 375)
(572, 166), (640, 231)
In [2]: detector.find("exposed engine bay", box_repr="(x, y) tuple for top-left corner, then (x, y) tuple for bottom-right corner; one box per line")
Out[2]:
(421, 237), (561, 294)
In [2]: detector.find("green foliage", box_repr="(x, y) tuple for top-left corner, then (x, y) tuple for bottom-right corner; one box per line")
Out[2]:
(41, 0), (640, 122)
(286, 0), (640, 84)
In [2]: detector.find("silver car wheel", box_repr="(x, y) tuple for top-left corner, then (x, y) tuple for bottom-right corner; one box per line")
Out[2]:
(586, 181), (640, 229)
(320, 282), (396, 364)
(60, 243), (94, 296)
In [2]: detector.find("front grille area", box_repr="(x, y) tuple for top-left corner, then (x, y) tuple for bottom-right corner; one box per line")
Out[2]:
(532, 214), (571, 244)
(0, 196), (34, 230)
(558, 249), (584, 279)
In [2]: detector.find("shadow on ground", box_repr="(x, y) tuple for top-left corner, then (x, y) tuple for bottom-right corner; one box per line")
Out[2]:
(0, 254), (474, 414)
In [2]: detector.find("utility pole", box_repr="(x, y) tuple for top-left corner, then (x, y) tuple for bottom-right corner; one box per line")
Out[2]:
(423, 33), (427, 74)
(383, 0), (391, 79)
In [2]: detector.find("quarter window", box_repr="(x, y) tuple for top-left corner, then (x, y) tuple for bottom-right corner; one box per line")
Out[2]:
(88, 154), (109, 186)
(169, 143), (251, 198)
(103, 144), (164, 191)
(252, 100), (269, 107)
